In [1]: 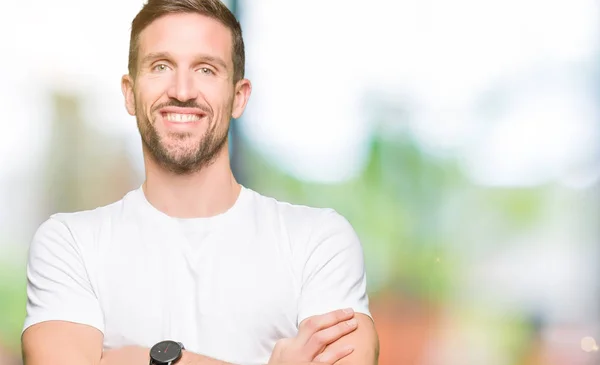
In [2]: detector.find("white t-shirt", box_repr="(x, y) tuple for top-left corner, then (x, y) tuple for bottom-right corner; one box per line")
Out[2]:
(23, 185), (371, 365)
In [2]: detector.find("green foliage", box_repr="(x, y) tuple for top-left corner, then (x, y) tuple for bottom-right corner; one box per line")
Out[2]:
(0, 260), (27, 353)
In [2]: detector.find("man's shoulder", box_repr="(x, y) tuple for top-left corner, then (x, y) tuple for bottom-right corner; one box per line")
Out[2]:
(245, 188), (355, 236)
(41, 187), (140, 234)
(248, 188), (330, 219)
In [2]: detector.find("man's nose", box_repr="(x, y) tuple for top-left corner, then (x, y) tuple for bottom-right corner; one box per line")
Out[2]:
(167, 70), (199, 102)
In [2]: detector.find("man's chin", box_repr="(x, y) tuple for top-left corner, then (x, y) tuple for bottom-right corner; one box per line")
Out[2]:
(156, 157), (203, 174)
(161, 152), (202, 166)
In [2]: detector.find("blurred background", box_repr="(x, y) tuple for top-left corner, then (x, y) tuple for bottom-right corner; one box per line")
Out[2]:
(1, 0), (599, 364)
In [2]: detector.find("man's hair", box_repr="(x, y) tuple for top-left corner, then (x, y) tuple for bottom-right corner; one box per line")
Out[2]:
(128, 0), (245, 83)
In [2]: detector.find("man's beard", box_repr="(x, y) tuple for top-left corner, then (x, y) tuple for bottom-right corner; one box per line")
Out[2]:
(136, 99), (230, 175)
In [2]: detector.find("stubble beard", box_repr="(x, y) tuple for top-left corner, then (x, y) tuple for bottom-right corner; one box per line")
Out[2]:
(136, 103), (230, 175)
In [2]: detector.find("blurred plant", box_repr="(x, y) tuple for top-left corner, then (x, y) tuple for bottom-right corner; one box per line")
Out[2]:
(0, 256), (27, 354)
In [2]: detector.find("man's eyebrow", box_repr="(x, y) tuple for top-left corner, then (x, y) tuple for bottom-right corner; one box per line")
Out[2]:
(140, 52), (228, 70)
(141, 52), (171, 66)
(195, 54), (228, 70)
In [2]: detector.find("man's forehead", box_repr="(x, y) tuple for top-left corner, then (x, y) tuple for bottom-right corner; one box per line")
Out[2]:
(137, 13), (233, 64)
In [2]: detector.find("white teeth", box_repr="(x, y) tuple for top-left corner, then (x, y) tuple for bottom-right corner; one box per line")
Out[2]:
(165, 113), (201, 123)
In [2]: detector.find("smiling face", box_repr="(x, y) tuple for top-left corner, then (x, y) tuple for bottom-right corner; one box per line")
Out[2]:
(122, 12), (251, 175)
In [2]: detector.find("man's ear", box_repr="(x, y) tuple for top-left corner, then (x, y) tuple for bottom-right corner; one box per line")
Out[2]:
(121, 74), (136, 116)
(231, 78), (252, 119)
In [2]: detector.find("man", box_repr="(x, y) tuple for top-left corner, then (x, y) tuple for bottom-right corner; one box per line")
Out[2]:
(21, 0), (379, 364)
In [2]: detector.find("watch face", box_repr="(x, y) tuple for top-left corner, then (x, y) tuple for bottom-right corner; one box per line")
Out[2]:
(150, 340), (182, 363)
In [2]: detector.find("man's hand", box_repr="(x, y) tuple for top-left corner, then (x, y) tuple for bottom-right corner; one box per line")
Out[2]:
(268, 308), (358, 364)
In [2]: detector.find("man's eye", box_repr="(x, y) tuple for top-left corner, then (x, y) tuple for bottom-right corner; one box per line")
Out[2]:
(199, 67), (214, 75)
(153, 64), (169, 72)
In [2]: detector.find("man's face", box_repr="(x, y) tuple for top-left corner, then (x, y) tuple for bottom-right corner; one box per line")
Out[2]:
(122, 12), (249, 174)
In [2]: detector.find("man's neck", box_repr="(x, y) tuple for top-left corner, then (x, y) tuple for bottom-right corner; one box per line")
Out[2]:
(142, 150), (241, 219)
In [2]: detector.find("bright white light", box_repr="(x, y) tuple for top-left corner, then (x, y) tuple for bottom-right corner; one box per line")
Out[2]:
(242, 0), (373, 183)
(0, 77), (51, 176)
(462, 83), (599, 187)
(0, 0), (144, 132)
(0, 0), (146, 181)
(242, 0), (599, 184)
(581, 337), (598, 352)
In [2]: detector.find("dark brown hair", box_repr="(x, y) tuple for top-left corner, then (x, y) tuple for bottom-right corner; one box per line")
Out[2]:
(128, 0), (245, 82)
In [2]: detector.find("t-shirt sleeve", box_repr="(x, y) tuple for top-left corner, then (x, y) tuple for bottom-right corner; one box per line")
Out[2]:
(297, 209), (371, 326)
(22, 216), (104, 334)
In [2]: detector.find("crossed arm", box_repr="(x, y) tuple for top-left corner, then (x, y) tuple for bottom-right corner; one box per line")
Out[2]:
(320, 313), (379, 365)
(22, 310), (378, 365)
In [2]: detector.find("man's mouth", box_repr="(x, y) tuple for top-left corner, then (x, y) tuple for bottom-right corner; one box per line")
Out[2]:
(158, 106), (208, 124)
(162, 113), (203, 123)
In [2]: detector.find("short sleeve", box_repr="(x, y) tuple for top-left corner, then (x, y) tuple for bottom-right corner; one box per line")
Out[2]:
(22, 216), (104, 334)
(297, 210), (371, 326)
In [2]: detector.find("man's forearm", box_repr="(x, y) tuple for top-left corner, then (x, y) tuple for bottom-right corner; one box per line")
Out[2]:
(100, 346), (235, 365)
(180, 350), (234, 365)
(100, 346), (318, 365)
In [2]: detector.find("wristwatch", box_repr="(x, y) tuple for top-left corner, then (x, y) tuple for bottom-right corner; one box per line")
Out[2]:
(149, 340), (185, 365)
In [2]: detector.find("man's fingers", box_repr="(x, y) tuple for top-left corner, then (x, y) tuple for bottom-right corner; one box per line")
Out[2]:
(305, 318), (358, 356)
(313, 346), (354, 364)
(298, 308), (355, 343)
